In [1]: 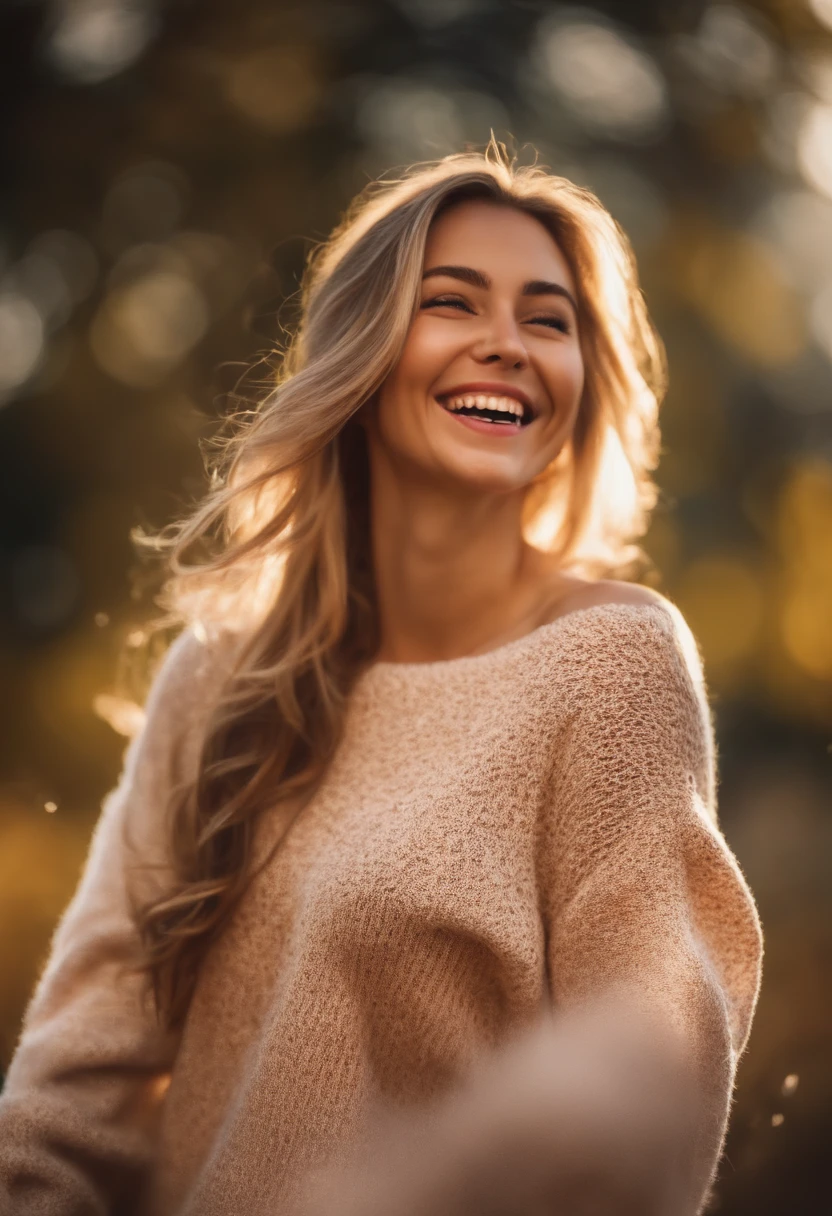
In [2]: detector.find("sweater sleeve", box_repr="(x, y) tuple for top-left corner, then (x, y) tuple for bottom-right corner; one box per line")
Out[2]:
(0, 628), (220, 1216)
(540, 604), (763, 1213)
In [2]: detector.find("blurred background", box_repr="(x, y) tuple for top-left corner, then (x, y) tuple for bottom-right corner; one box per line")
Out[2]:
(0, 0), (830, 1210)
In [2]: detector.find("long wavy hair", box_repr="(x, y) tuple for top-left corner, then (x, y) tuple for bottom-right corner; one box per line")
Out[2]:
(132, 140), (666, 1028)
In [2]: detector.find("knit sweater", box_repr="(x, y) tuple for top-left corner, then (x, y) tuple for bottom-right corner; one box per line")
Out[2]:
(0, 602), (763, 1216)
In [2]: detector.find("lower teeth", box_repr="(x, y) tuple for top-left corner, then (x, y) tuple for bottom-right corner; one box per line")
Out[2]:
(456, 411), (517, 425)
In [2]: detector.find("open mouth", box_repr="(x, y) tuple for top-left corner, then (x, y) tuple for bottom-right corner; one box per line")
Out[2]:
(435, 392), (535, 429)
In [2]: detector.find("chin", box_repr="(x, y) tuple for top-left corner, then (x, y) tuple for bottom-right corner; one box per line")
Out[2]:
(438, 450), (537, 496)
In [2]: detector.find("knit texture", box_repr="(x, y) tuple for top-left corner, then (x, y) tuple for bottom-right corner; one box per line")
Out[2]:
(0, 603), (763, 1216)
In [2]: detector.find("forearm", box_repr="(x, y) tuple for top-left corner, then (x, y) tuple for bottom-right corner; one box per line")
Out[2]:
(0, 630), (207, 1214)
(0, 941), (175, 1214)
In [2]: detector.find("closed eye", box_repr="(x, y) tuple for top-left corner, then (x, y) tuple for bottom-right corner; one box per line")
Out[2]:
(529, 315), (571, 334)
(421, 296), (571, 334)
(420, 295), (474, 313)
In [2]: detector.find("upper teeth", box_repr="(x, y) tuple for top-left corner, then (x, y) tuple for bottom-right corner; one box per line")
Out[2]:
(443, 394), (527, 418)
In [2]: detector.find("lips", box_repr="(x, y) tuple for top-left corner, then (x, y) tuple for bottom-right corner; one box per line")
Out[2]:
(433, 398), (527, 440)
(439, 408), (526, 437)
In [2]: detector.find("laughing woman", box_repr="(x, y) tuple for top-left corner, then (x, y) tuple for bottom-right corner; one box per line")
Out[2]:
(0, 144), (762, 1216)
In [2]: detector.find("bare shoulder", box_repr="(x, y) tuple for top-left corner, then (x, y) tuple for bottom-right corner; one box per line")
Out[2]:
(574, 578), (669, 612)
(545, 576), (674, 623)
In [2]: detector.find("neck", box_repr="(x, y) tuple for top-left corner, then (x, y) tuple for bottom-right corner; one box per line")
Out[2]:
(369, 456), (554, 664)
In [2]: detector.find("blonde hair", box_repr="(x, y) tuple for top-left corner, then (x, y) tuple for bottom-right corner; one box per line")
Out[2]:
(133, 139), (666, 1026)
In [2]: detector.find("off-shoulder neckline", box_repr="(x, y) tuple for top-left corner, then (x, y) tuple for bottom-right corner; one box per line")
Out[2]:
(358, 600), (674, 681)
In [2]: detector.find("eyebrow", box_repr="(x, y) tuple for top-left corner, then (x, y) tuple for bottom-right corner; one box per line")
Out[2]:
(422, 264), (578, 314)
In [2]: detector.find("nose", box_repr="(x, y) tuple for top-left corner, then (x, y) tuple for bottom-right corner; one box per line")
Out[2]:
(470, 309), (528, 370)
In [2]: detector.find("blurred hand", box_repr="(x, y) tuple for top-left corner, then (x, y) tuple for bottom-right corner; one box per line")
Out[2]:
(291, 997), (703, 1216)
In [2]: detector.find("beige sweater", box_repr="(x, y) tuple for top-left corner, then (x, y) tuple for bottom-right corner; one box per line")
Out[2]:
(0, 603), (763, 1216)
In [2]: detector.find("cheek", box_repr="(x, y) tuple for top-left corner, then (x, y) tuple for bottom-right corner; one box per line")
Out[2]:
(544, 343), (585, 414)
(376, 322), (454, 431)
(561, 343), (585, 389)
(393, 320), (452, 392)
(374, 347), (429, 449)
(572, 354), (586, 408)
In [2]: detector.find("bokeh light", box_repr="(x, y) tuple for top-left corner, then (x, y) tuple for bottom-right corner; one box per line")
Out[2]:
(0, 292), (44, 402)
(674, 224), (805, 366)
(90, 263), (209, 387)
(751, 189), (832, 291)
(673, 4), (778, 99)
(777, 460), (832, 681)
(356, 78), (508, 162)
(810, 279), (832, 361)
(225, 45), (322, 134)
(796, 101), (832, 197)
(535, 13), (669, 142)
(46, 0), (158, 84)
(0, 228), (98, 406)
(808, 0), (832, 34)
(673, 555), (766, 681)
(9, 253), (72, 333)
(797, 48), (832, 103)
(762, 89), (813, 175)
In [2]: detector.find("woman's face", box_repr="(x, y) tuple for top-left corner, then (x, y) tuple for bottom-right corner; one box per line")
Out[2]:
(367, 198), (585, 495)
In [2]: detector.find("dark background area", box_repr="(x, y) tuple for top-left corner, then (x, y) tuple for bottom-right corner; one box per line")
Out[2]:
(0, 0), (830, 1211)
